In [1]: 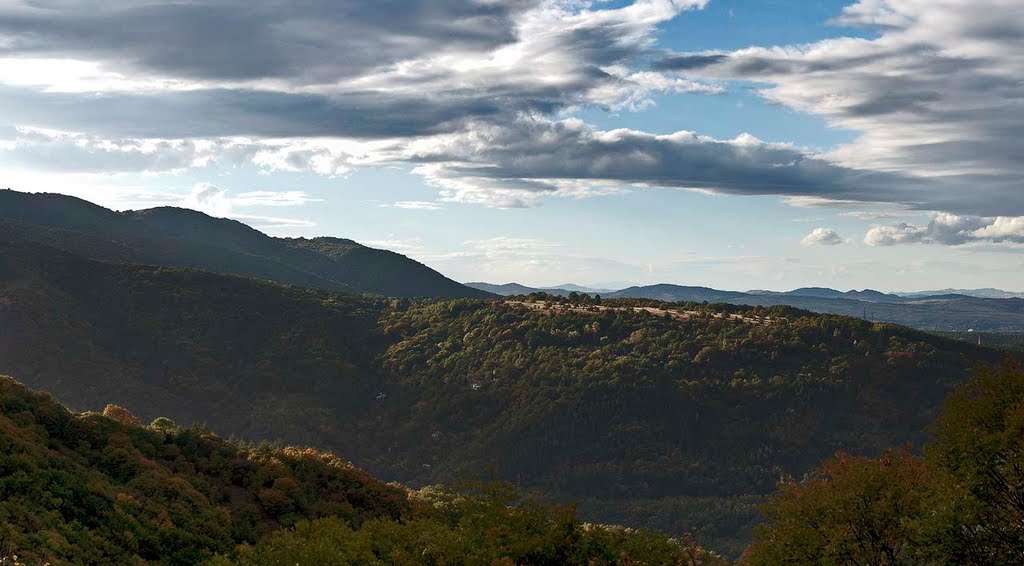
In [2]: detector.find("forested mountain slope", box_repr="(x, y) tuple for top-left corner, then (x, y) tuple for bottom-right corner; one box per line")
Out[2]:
(0, 189), (491, 298)
(0, 375), (721, 565)
(0, 242), (393, 456)
(0, 246), (1009, 555)
(0, 374), (409, 564)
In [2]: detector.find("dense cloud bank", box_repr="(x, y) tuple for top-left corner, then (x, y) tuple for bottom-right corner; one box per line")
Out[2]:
(0, 0), (1019, 239)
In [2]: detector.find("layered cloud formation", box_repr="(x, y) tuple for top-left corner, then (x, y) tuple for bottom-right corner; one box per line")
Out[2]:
(0, 0), (1020, 246)
(657, 0), (1023, 220)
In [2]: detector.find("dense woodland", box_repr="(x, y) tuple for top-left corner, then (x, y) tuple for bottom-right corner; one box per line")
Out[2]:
(935, 330), (1024, 352)
(0, 245), (1013, 556)
(2, 358), (1021, 564)
(0, 375), (724, 565)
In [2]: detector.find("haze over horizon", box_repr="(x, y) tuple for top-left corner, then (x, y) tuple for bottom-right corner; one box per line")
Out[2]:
(1, 0), (1022, 290)
(464, 280), (1024, 296)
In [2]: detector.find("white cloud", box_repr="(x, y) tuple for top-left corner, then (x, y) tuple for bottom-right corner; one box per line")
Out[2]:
(0, 0), (719, 142)
(179, 183), (316, 229)
(0, 0), (1018, 223)
(232, 215), (316, 229)
(801, 227), (845, 246)
(587, 70), (724, 111)
(418, 235), (652, 286)
(971, 216), (1024, 241)
(864, 223), (929, 246)
(232, 191), (322, 207)
(864, 213), (1024, 246)
(360, 237), (424, 254)
(389, 201), (444, 211)
(839, 210), (904, 220)
(0, 0), (734, 211)
(0, 126), (240, 173)
(181, 183), (233, 217)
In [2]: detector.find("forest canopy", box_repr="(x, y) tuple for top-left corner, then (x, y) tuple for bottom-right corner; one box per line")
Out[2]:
(0, 374), (724, 565)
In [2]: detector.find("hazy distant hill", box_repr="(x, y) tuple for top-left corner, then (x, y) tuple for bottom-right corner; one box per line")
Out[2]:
(471, 279), (1024, 332)
(752, 287), (905, 302)
(608, 284), (1024, 332)
(547, 283), (614, 294)
(898, 288), (1024, 299)
(0, 189), (492, 299)
(465, 282), (548, 295)
(466, 282), (613, 297)
(607, 284), (748, 303)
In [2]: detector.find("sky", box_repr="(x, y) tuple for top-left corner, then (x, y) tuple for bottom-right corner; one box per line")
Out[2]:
(0, 0), (1022, 291)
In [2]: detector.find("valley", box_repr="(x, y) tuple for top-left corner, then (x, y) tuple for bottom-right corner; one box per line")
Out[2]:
(1, 191), (1021, 562)
(0, 237), (1009, 557)
(1, 0), (1021, 561)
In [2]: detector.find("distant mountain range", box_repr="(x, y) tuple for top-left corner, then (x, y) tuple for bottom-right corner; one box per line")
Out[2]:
(897, 288), (1024, 299)
(3, 189), (1022, 331)
(0, 190), (492, 299)
(465, 282), (1024, 332)
(465, 282), (613, 296)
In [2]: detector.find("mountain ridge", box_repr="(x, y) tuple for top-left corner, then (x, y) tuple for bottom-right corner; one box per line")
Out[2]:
(0, 242), (1009, 555)
(0, 189), (493, 299)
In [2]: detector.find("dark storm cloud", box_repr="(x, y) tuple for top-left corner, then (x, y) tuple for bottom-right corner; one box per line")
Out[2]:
(651, 54), (727, 71)
(412, 117), (959, 209)
(0, 85), (533, 139)
(1, 0), (1019, 223)
(0, 0), (693, 141)
(0, 0), (538, 82)
(434, 116), (1024, 216)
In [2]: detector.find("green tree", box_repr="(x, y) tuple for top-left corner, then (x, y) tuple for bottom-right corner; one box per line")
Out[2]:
(927, 357), (1024, 565)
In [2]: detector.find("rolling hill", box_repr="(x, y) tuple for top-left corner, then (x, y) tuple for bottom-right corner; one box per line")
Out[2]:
(0, 244), (1010, 556)
(0, 189), (492, 299)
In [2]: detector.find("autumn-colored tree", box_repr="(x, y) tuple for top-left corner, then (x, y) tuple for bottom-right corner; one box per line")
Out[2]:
(744, 360), (1024, 565)
(102, 403), (142, 427)
(744, 450), (954, 565)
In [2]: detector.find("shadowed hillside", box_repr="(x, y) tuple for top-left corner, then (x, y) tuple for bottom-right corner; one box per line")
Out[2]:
(0, 247), (1010, 556)
(0, 375), (723, 565)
